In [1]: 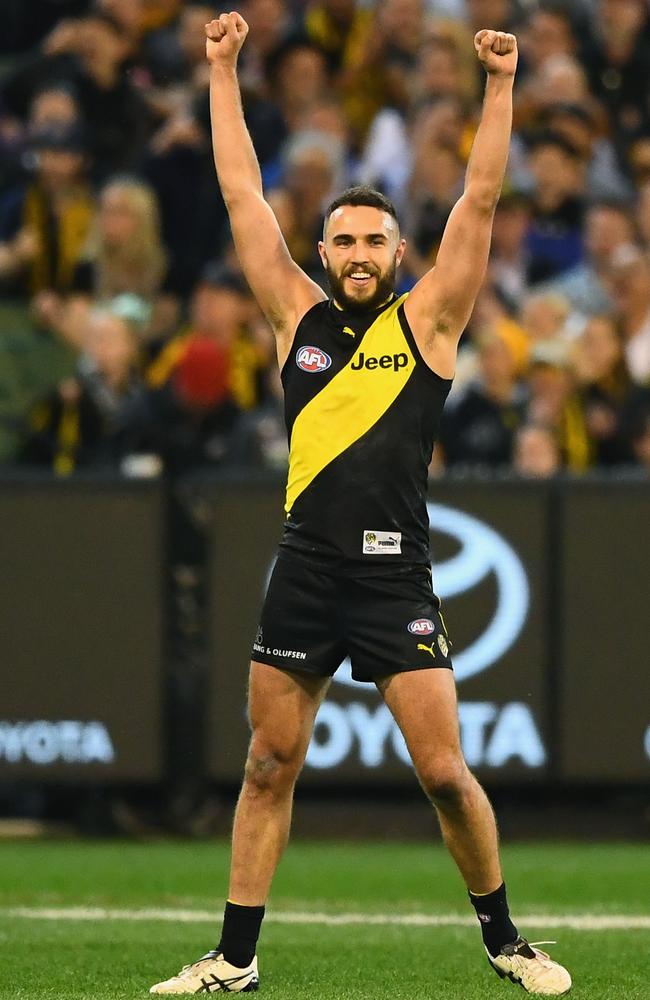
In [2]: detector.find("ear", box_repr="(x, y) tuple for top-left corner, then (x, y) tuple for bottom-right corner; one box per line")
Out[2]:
(395, 237), (406, 268)
(318, 240), (328, 270)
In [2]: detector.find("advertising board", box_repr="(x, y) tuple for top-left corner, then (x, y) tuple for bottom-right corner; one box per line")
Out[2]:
(206, 479), (550, 786)
(0, 478), (164, 781)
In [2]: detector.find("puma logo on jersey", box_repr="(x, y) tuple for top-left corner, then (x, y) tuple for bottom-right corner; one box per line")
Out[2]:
(417, 642), (436, 659)
(350, 352), (408, 372)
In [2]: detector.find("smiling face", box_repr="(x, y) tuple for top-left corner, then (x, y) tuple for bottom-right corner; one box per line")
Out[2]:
(319, 204), (406, 313)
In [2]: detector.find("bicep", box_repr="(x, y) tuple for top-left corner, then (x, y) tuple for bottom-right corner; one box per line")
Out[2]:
(406, 194), (494, 344)
(228, 192), (325, 334)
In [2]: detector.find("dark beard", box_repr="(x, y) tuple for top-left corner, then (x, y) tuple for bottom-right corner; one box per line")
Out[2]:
(326, 260), (397, 314)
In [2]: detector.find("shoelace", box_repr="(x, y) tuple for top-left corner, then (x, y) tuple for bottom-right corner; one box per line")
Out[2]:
(177, 955), (217, 978)
(526, 940), (557, 961)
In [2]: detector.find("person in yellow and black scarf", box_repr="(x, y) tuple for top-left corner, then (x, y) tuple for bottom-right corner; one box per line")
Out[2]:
(526, 340), (592, 472)
(0, 123), (95, 300)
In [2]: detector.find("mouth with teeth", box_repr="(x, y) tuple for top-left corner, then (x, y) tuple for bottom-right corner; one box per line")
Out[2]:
(346, 270), (376, 287)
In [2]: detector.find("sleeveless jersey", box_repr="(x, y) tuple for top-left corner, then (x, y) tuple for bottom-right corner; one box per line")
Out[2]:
(280, 293), (452, 573)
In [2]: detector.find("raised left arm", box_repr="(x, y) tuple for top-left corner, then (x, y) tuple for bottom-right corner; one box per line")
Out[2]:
(403, 30), (517, 378)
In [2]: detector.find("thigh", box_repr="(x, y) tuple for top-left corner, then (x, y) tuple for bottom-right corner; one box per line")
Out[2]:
(247, 660), (330, 762)
(376, 667), (463, 770)
(253, 557), (346, 678)
(344, 569), (453, 682)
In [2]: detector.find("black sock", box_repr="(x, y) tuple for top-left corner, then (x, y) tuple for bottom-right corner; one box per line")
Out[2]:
(469, 882), (518, 958)
(217, 901), (265, 968)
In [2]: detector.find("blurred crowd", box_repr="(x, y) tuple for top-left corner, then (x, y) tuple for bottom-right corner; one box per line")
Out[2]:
(2, 0), (650, 480)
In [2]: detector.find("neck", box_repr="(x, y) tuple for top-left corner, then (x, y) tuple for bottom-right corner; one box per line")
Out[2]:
(333, 292), (394, 313)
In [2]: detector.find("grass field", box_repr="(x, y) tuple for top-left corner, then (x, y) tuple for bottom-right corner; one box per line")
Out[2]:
(1, 840), (649, 999)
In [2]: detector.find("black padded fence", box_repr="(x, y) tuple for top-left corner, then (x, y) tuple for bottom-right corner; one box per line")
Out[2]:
(0, 471), (648, 790)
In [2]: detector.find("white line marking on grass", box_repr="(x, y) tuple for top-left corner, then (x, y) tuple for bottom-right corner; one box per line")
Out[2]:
(2, 907), (650, 931)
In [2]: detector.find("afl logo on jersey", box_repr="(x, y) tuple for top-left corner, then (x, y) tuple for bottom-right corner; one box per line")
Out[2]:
(407, 618), (435, 635)
(296, 346), (332, 373)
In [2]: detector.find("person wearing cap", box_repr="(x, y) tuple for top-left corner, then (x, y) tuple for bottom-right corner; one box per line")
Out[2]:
(0, 122), (94, 298)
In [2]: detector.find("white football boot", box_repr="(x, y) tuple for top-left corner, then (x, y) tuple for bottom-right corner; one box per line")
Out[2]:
(487, 937), (571, 995)
(150, 951), (259, 994)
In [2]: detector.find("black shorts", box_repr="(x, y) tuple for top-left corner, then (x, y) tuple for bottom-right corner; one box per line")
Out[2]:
(251, 556), (453, 683)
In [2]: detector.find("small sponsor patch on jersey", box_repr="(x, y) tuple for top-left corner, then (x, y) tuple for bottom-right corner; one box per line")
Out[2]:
(363, 530), (402, 554)
(296, 346), (332, 373)
(437, 634), (449, 657)
(408, 618), (435, 635)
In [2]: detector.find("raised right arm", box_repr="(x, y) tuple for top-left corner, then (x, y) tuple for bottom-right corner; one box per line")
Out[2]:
(206, 12), (325, 361)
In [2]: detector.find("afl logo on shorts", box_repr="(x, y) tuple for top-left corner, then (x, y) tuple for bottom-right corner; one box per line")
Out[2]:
(296, 346), (332, 373)
(407, 618), (435, 636)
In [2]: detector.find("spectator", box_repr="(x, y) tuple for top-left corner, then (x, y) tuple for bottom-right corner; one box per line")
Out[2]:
(540, 200), (637, 317)
(543, 103), (630, 202)
(439, 330), (527, 469)
(526, 340), (591, 471)
(404, 100), (467, 279)
(20, 305), (143, 474)
(521, 290), (572, 346)
(148, 264), (268, 411)
(513, 422), (561, 478)
(413, 32), (477, 109)
(267, 130), (346, 281)
(2, 11), (152, 180)
(488, 190), (532, 311)
(79, 177), (174, 345)
(525, 131), (586, 284)
(336, 0), (427, 141)
(303, 0), (371, 75)
(582, 0), (650, 151)
(266, 40), (331, 133)
(572, 314), (644, 464)
(236, 0), (291, 95)
(77, 177), (167, 300)
(0, 123), (94, 299)
(463, 0), (517, 34)
(517, 3), (577, 80)
(119, 334), (244, 476)
(603, 243), (650, 384)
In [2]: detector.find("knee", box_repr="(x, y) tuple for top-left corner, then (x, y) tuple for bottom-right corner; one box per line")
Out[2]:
(243, 735), (304, 797)
(418, 754), (469, 806)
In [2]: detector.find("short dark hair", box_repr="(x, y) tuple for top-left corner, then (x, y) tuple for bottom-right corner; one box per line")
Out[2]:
(323, 186), (399, 234)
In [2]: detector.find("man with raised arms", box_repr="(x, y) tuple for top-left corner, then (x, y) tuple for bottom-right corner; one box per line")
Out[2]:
(150, 12), (572, 996)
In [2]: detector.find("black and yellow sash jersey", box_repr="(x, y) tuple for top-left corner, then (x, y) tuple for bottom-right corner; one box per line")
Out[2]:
(279, 292), (452, 574)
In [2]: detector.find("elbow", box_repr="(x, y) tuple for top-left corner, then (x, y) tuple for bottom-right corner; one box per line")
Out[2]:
(220, 182), (262, 211)
(465, 184), (501, 217)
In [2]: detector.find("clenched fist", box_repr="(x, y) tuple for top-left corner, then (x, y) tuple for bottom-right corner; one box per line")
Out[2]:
(474, 30), (518, 77)
(205, 11), (249, 65)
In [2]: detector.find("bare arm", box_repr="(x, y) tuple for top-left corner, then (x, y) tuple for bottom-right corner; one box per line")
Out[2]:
(404, 30), (517, 378)
(206, 13), (325, 360)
